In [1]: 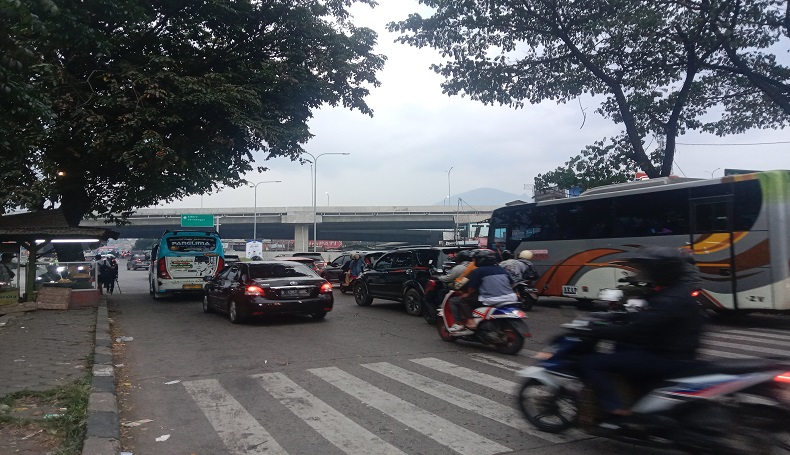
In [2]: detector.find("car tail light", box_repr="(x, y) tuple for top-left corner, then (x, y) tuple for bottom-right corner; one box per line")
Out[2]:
(320, 282), (332, 293)
(691, 290), (700, 297)
(157, 258), (171, 279)
(215, 257), (225, 276)
(775, 371), (790, 383)
(245, 285), (265, 296)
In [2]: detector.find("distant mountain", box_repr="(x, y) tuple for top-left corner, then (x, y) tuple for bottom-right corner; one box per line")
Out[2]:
(434, 188), (530, 207)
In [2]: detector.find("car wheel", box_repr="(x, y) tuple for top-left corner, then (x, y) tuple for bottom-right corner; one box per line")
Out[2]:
(202, 295), (213, 313)
(354, 282), (373, 306)
(311, 311), (327, 320)
(228, 301), (244, 324)
(404, 288), (423, 316)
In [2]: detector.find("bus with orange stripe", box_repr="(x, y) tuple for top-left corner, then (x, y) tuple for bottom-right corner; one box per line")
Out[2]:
(487, 170), (790, 314)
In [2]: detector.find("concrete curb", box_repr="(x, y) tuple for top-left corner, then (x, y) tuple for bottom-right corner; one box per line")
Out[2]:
(82, 301), (120, 455)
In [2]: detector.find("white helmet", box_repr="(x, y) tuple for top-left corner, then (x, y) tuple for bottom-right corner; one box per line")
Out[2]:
(518, 250), (533, 260)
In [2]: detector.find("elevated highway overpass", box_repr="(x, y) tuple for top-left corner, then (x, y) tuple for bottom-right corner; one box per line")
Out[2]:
(81, 205), (498, 248)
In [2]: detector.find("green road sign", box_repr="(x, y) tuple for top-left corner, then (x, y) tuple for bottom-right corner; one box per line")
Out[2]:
(181, 214), (214, 227)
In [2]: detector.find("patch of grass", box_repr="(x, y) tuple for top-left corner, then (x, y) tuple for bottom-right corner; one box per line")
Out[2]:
(0, 377), (91, 455)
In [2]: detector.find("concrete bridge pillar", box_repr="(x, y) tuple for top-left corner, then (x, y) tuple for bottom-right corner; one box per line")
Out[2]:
(282, 211), (319, 252)
(294, 224), (309, 252)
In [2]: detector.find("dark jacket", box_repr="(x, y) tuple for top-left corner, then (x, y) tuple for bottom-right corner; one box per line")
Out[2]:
(594, 283), (703, 360)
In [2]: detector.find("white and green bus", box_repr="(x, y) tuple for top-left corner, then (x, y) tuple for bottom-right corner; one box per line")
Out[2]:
(488, 170), (790, 314)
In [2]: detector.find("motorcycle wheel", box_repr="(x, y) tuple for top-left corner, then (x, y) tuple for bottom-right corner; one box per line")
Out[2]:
(520, 294), (536, 312)
(495, 326), (525, 355)
(422, 303), (438, 325)
(437, 319), (457, 343)
(517, 379), (577, 433)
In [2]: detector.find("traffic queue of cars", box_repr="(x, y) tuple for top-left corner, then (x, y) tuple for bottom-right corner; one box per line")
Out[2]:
(195, 247), (469, 323)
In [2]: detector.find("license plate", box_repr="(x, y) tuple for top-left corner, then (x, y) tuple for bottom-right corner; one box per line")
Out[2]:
(282, 289), (308, 297)
(182, 284), (203, 290)
(562, 286), (578, 295)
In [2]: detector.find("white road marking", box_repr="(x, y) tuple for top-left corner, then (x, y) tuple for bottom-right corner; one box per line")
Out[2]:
(308, 366), (511, 455)
(697, 348), (757, 359)
(183, 379), (287, 455)
(363, 362), (587, 444)
(702, 339), (790, 357)
(253, 372), (406, 455)
(707, 332), (790, 347)
(469, 353), (532, 372)
(720, 329), (790, 342)
(410, 357), (519, 395)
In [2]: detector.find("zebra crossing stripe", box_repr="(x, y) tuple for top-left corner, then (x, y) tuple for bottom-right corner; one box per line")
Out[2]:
(410, 358), (519, 395)
(253, 372), (406, 455)
(721, 329), (790, 342)
(363, 362), (586, 444)
(182, 379), (287, 455)
(308, 366), (511, 455)
(469, 353), (531, 372)
(706, 332), (790, 347)
(697, 348), (757, 359)
(703, 339), (790, 357)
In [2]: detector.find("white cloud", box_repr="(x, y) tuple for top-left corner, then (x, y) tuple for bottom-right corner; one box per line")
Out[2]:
(165, 0), (788, 210)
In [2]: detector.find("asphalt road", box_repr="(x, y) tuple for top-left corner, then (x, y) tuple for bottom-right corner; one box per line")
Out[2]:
(109, 265), (790, 455)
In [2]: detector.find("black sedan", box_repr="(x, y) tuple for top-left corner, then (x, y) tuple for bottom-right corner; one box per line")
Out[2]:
(203, 261), (334, 324)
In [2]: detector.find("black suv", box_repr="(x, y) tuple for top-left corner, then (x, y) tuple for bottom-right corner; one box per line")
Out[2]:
(353, 247), (471, 317)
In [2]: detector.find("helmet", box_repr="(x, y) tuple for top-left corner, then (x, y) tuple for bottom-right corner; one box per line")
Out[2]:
(500, 250), (513, 260)
(473, 249), (498, 267)
(455, 250), (472, 263)
(518, 250), (533, 260)
(251, 255), (263, 261)
(106, 254), (114, 259)
(351, 253), (361, 260)
(627, 246), (686, 286)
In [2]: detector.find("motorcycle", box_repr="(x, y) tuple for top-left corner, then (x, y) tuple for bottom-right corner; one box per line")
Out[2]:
(436, 290), (531, 355)
(513, 280), (539, 311)
(516, 317), (790, 454)
(338, 274), (358, 294)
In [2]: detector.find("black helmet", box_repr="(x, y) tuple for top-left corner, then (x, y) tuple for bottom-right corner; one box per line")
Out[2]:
(500, 249), (513, 260)
(627, 246), (686, 286)
(455, 250), (472, 263)
(474, 249), (498, 267)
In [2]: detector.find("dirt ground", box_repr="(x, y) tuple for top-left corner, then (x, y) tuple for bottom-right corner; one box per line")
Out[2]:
(0, 423), (62, 454)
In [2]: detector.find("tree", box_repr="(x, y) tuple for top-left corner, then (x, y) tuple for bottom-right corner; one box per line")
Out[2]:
(1, 0), (384, 227)
(534, 136), (660, 192)
(389, 0), (789, 179)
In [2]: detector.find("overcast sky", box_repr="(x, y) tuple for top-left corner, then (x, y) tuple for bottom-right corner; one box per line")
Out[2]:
(164, 1), (789, 211)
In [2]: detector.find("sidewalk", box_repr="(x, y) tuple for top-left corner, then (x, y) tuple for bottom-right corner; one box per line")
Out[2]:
(0, 302), (120, 454)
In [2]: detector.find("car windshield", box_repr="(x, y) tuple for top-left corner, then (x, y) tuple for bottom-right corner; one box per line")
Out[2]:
(248, 263), (316, 279)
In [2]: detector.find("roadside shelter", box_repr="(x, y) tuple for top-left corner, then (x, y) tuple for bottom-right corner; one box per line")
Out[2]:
(0, 209), (119, 303)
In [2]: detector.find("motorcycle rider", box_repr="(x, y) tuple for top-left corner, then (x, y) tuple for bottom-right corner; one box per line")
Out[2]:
(449, 249), (517, 332)
(498, 250), (524, 283)
(580, 246), (703, 423)
(439, 249), (473, 287)
(516, 250), (539, 281)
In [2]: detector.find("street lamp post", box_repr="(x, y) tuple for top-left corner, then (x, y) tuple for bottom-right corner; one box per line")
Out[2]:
(446, 166), (453, 206)
(252, 180), (281, 240)
(303, 152), (350, 252)
(326, 192), (330, 206)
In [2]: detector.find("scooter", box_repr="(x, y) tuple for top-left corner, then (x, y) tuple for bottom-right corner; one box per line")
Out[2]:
(513, 280), (539, 311)
(516, 317), (790, 454)
(436, 290), (531, 355)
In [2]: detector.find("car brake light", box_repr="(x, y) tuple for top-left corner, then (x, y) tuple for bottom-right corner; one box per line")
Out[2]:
(775, 372), (790, 383)
(245, 285), (265, 296)
(320, 282), (332, 293)
(691, 290), (700, 297)
(157, 257), (171, 279)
